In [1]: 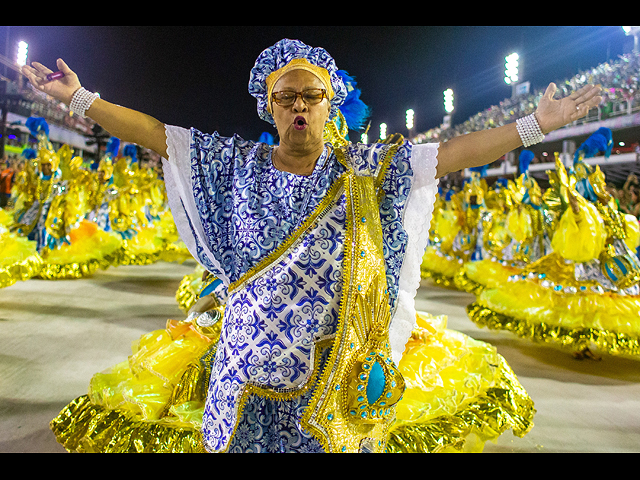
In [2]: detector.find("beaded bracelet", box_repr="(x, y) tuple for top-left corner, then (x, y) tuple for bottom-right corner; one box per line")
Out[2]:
(516, 113), (545, 148)
(70, 87), (99, 118)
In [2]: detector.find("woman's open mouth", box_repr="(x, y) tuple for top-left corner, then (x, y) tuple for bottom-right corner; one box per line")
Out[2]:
(293, 116), (308, 131)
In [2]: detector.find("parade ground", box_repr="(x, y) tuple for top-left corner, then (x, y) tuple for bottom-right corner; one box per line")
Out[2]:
(1, 260), (639, 453)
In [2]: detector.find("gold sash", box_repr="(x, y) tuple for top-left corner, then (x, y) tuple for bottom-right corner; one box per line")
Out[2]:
(301, 146), (405, 453)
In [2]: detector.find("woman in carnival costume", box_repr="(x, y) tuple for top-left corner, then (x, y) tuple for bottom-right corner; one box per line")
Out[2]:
(421, 171), (479, 289)
(107, 142), (187, 266)
(25, 39), (600, 453)
(468, 129), (640, 361)
(51, 107), (536, 454)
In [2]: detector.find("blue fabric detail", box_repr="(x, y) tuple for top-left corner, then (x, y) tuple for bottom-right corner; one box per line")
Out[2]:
(200, 278), (223, 298)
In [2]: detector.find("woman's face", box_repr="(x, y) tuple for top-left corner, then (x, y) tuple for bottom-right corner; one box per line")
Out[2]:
(271, 69), (331, 152)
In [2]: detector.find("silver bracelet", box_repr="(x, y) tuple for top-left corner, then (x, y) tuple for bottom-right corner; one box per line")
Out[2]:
(69, 87), (99, 118)
(516, 113), (545, 148)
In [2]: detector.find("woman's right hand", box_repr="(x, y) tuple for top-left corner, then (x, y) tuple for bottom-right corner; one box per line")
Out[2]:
(21, 58), (82, 105)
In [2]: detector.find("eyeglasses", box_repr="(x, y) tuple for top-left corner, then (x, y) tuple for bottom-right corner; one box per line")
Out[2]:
(271, 88), (327, 107)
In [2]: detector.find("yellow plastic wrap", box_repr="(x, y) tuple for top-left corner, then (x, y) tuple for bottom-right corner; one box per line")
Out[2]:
(421, 245), (463, 288)
(387, 312), (535, 453)
(88, 320), (216, 421)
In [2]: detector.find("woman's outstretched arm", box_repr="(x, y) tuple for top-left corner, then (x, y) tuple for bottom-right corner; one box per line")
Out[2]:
(22, 58), (168, 159)
(435, 83), (603, 179)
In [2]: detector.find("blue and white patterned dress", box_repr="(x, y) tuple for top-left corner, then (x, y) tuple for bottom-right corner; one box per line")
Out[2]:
(162, 125), (439, 452)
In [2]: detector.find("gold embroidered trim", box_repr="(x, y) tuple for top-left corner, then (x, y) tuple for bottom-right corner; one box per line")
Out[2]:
(301, 152), (405, 453)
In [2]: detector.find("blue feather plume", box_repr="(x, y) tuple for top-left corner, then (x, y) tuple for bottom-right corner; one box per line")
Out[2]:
(259, 132), (276, 145)
(123, 144), (138, 161)
(469, 164), (489, 177)
(519, 150), (535, 174)
(336, 70), (371, 132)
(495, 178), (509, 188)
(22, 148), (37, 160)
(106, 138), (121, 157)
(574, 127), (613, 163)
(25, 117), (49, 138)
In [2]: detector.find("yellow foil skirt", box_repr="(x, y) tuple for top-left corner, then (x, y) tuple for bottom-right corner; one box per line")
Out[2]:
(37, 221), (123, 280)
(0, 250), (43, 288)
(50, 313), (535, 453)
(0, 221), (44, 287)
(454, 259), (522, 295)
(114, 227), (166, 266)
(387, 314), (535, 453)
(421, 246), (463, 289)
(468, 281), (640, 357)
(50, 395), (206, 453)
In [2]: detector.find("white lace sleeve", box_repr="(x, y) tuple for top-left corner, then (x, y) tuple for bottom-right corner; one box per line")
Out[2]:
(161, 125), (230, 286)
(390, 142), (440, 364)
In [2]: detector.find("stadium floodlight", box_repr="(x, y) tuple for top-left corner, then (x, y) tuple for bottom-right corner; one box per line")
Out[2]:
(16, 41), (28, 67)
(379, 123), (387, 141)
(444, 89), (455, 114)
(623, 26), (640, 52)
(504, 52), (519, 85)
(406, 109), (414, 131)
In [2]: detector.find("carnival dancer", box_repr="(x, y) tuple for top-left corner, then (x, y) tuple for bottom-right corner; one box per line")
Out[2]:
(108, 141), (166, 266)
(420, 187), (463, 288)
(456, 150), (551, 294)
(24, 38), (601, 452)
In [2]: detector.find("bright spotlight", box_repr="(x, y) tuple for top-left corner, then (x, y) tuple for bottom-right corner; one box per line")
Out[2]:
(444, 89), (455, 113)
(406, 109), (414, 130)
(504, 52), (519, 85)
(16, 41), (28, 67)
(379, 123), (387, 140)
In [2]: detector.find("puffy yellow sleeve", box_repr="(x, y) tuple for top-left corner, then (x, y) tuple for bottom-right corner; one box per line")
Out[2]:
(551, 200), (607, 262)
(624, 214), (640, 251)
(506, 206), (533, 243)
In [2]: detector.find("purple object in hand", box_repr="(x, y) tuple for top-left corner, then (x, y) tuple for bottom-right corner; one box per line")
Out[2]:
(46, 71), (65, 82)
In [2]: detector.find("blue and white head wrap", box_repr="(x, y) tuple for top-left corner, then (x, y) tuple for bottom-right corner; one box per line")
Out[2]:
(248, 39), (348, 126)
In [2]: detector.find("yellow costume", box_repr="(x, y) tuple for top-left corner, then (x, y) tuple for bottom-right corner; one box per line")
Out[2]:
(468, 154), (640, 359)
(51, 271), (534, 453)
(456, 151), (551, 295)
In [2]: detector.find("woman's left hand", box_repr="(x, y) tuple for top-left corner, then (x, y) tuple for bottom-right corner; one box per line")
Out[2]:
(535, 82), (603, 134)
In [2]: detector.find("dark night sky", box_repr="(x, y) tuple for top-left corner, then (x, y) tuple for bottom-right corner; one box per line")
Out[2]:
(1, 26), (632, 142)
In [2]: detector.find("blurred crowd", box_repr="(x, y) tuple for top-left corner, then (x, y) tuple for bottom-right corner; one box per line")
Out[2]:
(611, 173), (640, 217)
